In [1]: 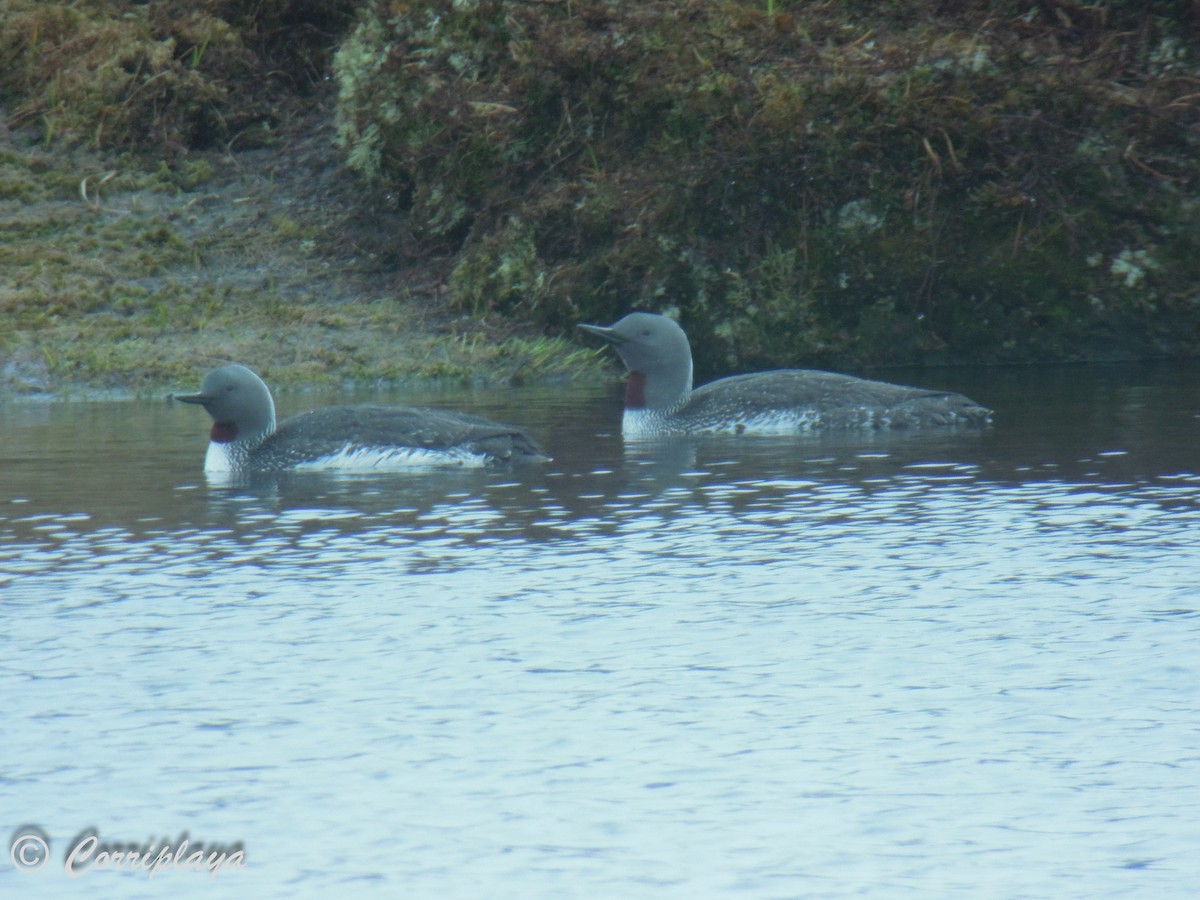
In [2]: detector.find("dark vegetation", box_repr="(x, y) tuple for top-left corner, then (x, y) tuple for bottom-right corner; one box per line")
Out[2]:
(0, 0), (356, 152)
(2, 0), (1198, 390)
(334, 0), (1200, 374)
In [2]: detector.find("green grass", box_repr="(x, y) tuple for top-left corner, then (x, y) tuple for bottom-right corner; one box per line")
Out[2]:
(0, 144), (608, 394)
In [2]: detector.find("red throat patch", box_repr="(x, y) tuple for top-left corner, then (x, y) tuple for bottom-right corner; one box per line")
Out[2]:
(625, 371), (646, 409)
(210, 421), (238, 443)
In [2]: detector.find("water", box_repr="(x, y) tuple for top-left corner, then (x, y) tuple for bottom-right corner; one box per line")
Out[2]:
(2, 364), (1198, 898)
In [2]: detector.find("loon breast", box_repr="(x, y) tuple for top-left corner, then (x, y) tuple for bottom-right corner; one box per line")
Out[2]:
(203, 441), (239, 474)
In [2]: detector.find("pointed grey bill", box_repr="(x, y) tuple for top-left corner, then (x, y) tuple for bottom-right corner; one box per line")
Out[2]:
(577, 323), (624, 345)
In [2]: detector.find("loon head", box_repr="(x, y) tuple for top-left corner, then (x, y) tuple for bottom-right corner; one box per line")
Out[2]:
(578, 312), (694, 412)
(174, 364), (277, 448)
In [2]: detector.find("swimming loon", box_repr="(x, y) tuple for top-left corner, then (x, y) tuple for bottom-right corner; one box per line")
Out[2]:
(578, 312), (991, 436)
(174, 364), (545, 473)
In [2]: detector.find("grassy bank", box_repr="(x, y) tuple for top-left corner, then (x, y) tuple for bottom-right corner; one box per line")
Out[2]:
(0, 124), (603, 395)
(0, 0), (604, 394)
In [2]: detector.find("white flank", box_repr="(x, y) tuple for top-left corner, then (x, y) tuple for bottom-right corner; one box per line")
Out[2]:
(290, 444), (490, 472)
(622, 407), (824, 437)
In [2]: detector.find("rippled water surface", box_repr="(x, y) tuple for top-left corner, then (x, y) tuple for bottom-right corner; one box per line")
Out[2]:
(3, 364), (1199, 898)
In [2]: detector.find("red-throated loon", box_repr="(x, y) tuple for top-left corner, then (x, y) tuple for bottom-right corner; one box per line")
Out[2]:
(579, 313), (991, 436)
(174, 364), (545, 473)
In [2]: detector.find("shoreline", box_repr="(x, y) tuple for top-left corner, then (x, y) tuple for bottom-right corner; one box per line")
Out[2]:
(1, 89), (606, 398)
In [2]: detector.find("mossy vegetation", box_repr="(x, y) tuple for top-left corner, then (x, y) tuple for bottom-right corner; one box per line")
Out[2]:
(334, 0), (1200, 373)
(4, 1), (1197, 393)
(0, 0), (602, 393)
(0, 0), (357, 153)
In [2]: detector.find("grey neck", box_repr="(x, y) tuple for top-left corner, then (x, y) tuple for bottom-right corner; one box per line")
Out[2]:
(640, 358), (693, 412)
